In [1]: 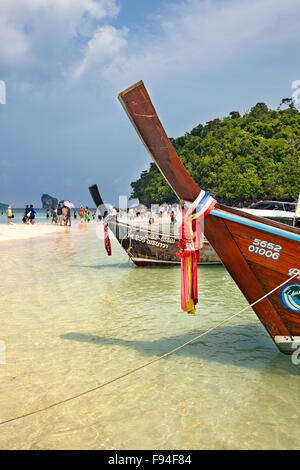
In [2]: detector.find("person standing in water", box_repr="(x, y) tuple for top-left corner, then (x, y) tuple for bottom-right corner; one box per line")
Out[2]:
(79, 206), (84, 223)
(23, 205), (29, 224)
(62, 205), (68, 225)
(6, 206), (13, 224)
(170, 210), (176, 225)
(66, 207), (72, 226)
(84, 206), (90, 223)
(51, 206), (57, 224)
(57, 203), (63, 226)
(28, 204), (36, 224)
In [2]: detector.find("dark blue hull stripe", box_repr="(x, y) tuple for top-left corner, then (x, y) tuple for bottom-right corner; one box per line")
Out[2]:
(210, 209), (300, 243)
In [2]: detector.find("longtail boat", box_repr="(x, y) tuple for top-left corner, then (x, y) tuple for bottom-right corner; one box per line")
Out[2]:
(241, 200), (300, 228)
(89, 183), (221, 266)
(118, 80), (300, 354)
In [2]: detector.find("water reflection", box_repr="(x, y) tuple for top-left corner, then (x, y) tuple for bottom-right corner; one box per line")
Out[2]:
(60, 324), (299, 376)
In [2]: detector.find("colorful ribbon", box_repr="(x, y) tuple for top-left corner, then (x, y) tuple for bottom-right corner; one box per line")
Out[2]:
(176, 191), (216, 314)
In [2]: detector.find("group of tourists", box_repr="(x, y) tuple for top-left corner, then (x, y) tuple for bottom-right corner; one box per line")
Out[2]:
(46, 205), (95, 225)
(3, 203), (97, 225)
(22, 205), (36, 224)
(47, 203), (72, 226)
(78, 205), (90, 223)
(78, 206), (97, 222)
(3, 204), (36, 224)
(3, 202), (178, 227)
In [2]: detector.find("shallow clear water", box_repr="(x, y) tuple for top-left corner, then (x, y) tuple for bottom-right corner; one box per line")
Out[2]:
(0, 223), (299, 450)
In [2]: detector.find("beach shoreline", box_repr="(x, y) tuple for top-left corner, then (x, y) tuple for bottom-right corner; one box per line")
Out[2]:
(0, 223), (71, 243)
(0, 215), (179, 244)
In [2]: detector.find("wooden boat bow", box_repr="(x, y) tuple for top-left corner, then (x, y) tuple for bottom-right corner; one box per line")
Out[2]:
(119, 80), (300, 354)
(119, 81), (200, 203)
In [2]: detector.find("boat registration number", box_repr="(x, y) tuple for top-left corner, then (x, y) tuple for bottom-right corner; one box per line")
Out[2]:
(248, 238), (282, 260)
(288, 268), (300, 279)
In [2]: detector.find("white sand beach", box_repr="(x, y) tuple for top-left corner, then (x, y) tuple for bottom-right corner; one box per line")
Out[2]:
(0, 223), (68, 243)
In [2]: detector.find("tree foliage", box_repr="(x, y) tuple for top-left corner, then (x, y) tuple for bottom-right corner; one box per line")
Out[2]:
(130, 100), (300, 204)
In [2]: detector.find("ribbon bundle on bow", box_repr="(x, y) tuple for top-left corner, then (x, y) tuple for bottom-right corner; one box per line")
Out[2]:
(176, 190), (216, 314)
(104, 221), (112, 256)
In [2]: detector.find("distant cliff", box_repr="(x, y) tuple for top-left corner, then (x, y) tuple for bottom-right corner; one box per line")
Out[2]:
(0, 202), (8, 210)
(41, 194), (58, 209)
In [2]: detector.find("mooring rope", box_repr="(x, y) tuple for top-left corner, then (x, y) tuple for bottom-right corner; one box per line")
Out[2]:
(0, 270), (299, 426)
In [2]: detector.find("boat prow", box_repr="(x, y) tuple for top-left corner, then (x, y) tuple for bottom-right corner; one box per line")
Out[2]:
(118, 80), (300, 354)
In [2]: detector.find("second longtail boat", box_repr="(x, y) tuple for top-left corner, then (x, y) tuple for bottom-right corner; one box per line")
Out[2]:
(118, 80), (300, 354)
(89, 183), (221, 266)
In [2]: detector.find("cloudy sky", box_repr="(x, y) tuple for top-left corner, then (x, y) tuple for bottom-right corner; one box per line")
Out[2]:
(0, 0), (300, 207)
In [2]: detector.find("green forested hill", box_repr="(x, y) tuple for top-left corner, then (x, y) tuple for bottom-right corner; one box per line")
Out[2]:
(130, 99), (300, 205)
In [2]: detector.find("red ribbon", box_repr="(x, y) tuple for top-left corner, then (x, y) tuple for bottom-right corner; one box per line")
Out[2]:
(176, 208), (200, 313)
(104, 222), (112, 256)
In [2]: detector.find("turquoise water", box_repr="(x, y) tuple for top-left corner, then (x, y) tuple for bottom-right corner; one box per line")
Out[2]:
(0, 223), (299, 450)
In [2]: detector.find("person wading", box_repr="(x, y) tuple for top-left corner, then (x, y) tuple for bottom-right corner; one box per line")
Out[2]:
(57, 204), (63, 226)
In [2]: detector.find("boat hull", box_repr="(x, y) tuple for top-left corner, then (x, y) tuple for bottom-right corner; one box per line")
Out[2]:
(206, 208), (300, 351)
(108, 219), (222, 266)
(241, 209), (300, 229)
